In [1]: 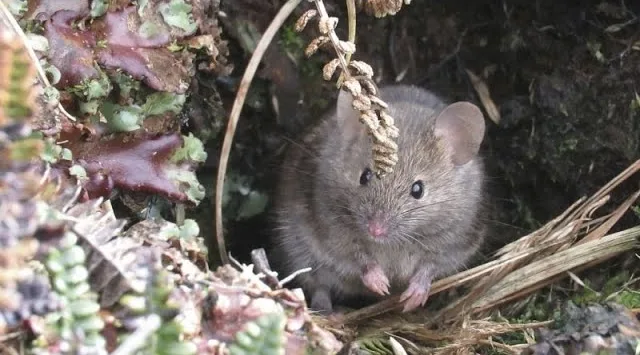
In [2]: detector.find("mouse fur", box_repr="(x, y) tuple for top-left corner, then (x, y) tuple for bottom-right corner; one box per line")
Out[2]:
(271, 84), (487, 313)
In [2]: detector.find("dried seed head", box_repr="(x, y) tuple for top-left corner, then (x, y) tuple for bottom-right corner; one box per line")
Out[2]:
(370, 127), (398, 151)
(318, 17), (338, 34)
(378, 110), (395, 127)
(359, 78), (378, 96)
(359, 111), (380, 130)
(338, 40), (356, 54)
(369, 95), (388, 109)
(305, 36), (330, 57)
(342, 78), (362, 96)
(322, 59), (341, 81)
(363, 0), (404, 18)
(295, 9), (318, 32)
(349, 61), (374, 78)
(373, 153), (397, 175)
(352, 95), (371, 111)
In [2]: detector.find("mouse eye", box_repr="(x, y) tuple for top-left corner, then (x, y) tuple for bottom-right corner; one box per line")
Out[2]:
(410, 180), (425, 199)
(359, 168), (373, 186)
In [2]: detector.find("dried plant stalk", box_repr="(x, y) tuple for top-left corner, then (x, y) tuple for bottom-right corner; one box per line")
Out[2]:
(296, 0), (404, 176)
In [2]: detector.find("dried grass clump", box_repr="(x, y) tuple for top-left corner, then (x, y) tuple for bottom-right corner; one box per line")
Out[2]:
(359, 0), (412, 18)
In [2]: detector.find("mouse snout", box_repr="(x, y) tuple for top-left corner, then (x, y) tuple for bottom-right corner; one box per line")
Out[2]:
(367, 212), (388, 239)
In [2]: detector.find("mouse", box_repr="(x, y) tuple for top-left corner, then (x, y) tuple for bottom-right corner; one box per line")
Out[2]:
(271, 84), (487, 313)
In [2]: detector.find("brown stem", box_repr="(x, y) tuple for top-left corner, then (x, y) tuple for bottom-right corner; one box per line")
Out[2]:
(214, 0), (303, 265)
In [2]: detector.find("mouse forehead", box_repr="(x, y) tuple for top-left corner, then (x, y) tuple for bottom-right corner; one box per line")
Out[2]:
(382, 101), (448, 181)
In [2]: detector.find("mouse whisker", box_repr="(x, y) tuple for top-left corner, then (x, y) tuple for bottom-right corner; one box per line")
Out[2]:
(280, 166), (348, 187)
(399, 198), (458, 215)
(395, 231), (434, 252)
(280, 136), (323, 160)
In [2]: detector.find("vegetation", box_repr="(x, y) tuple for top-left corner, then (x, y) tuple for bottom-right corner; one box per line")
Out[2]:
(1, 0), (640, 354)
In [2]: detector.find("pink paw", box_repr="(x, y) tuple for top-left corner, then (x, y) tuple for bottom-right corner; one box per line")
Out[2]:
(399, 269), (433, 312)
(361, 264), (390, 296)
(399, 282), (430, 312)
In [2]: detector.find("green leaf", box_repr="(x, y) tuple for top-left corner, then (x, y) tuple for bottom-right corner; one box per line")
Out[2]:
(157, 341), (198, 355)
(119, 294), (148, 312)
(139, 20), (162, 39)
(79, 75), (112, 101)
(83, 333), (107, 348)
(79, 100), (102, 116)
(171, 133), (207, 163)
(164, 168), (206, 204)
(41, 138), (62, 163)
(64, 265), (90, 284)
(142, 92), (186, 116)
(90, 0), (107, 17)
(46, 252), (65, 274)
(6, 0), (27, 17)
(228, 313), (285, 355)
(160, 224), (181, 239)
(179, 219), (200, 239)
(44, 85), (61, 104)
(69, 299), (100, 317)
(236, 191), (268, 220)
(102, 102), (144, 132)
(74, 315), (105, 332)
(159, 0), (198, 33)
(137, 0), (150, 16)
(69, 165), (88, 181)
(66, 283), (91, 299)
(111, 72), (140, 99)
(62, 245), (86, 266)
(61, 148), (73, 161)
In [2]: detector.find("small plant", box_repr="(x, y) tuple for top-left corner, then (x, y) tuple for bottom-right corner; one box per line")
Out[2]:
(45, 231), (107, 354)
(228, 313), (286, 355)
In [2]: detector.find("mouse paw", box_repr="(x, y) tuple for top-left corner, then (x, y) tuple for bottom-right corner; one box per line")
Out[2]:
(399, 268), (433, 312)
(361, 263), (390, 296)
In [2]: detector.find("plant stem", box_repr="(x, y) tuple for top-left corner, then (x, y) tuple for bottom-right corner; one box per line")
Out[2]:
(214, 0), (302, 265)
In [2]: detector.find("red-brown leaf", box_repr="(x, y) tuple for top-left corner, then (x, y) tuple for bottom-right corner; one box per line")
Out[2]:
(44, 11), (98, 87)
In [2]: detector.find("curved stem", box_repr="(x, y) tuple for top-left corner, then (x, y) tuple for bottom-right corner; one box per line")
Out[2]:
(214, 0), (302, 265)
(345, 0), (356, 64)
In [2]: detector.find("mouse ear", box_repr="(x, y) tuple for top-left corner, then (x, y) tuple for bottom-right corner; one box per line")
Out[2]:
(336, 88), (366, 140)
(434, 102), (486, 166)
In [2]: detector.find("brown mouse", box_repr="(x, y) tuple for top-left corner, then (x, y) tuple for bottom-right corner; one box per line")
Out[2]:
(271, 84), (487, 313)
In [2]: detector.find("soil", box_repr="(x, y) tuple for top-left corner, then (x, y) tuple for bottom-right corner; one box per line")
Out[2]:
(190, 0), (640, 265)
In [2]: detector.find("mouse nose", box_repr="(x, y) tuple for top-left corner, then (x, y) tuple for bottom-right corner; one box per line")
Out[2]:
(367, 218), (388, 238)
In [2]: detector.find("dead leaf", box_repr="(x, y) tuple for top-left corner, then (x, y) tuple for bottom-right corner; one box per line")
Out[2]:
(466, 68), (501, 124)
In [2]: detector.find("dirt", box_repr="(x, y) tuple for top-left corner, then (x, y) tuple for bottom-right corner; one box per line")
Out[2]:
(189, 0), (640, 264)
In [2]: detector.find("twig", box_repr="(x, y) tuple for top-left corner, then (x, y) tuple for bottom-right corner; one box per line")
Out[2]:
(0, 1), (77, 123)
(337, 0), (357, 84)
(214, 0), (302, 265)
(280, 267), (312, 286)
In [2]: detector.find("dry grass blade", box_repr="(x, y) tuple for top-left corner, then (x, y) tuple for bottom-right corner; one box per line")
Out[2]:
(465, 68), (500, 124)
(0, 1), (76, 123)
(214, 0), (302, 265)
(342, 159), (640, 324)
(371, 318), (551, 355)
(435, 225), (640, 322)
